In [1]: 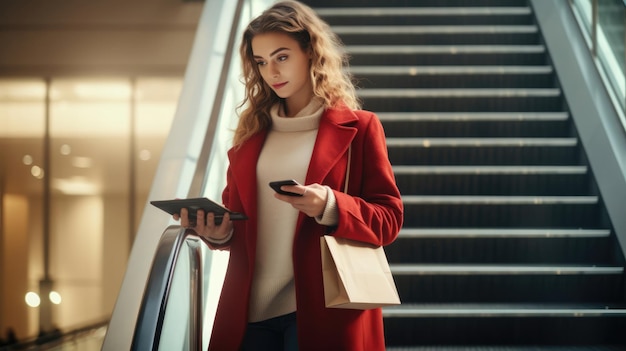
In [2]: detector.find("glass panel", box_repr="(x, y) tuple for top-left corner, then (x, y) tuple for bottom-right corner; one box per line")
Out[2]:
(597, 0), (625, 109)
(572, 0), (593, 40)
(134, 78), (182, 233)
(598, 0), (625, 72)
(1, 76), (182, 341)
(0, 79), (46, 339)
(48, 78), (132, 331)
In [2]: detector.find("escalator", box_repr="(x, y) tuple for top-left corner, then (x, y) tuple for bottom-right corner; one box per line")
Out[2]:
(103, 0), (626, 350)
(309, 0), (626, 348)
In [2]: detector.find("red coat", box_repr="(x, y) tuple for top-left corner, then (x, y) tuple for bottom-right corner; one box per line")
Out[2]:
(208, 106), (404, 351)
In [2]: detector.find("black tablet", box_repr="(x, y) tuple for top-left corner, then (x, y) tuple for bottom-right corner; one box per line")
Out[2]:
(150, 197), (248, 223)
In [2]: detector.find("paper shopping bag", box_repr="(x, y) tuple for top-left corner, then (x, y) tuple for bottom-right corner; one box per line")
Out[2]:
(320, 235), (400, 309)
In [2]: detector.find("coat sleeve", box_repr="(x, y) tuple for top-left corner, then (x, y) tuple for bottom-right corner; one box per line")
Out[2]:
(331, 111), (403, 247)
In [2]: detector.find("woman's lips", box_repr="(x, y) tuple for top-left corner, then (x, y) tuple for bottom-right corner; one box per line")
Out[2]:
(272, 82), (287, 89)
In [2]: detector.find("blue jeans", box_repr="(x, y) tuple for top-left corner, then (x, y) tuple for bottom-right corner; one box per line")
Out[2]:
(241, 312), (298, 351)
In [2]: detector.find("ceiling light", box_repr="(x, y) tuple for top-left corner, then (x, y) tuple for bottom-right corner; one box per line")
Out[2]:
(139, 149), (151, 161)
(73, 82), (131, 100)
(25, 292), (41, 308)
(53, 177), (99, 195)
(31, 165), (44, 179)
(60, 144), (72, 156)
(49, 291), (62, 305)
(72, 156), (93, 168)
(22, 155), (33, 165)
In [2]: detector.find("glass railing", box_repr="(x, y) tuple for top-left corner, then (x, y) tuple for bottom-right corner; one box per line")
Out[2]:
(0, 321), (108, 351)
(570, 0), (626, 131)
(102, 0), (273, 349)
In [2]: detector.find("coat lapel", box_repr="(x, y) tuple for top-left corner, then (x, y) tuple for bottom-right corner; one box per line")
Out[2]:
(306, 107), (358, 185)
(230, 130), (267, 220)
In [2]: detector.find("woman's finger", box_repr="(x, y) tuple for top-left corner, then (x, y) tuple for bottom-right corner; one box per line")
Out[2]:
(195, 209), (206, 231)
(180, 208), (189, 227)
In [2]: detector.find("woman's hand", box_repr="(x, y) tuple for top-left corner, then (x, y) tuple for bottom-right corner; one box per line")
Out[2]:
(175, 208), (233, 241)
(274, 183), (327, 217)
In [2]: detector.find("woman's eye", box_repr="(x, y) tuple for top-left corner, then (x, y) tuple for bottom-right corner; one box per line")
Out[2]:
(277, 55), (288, 62)
(256, 61), (266, 66)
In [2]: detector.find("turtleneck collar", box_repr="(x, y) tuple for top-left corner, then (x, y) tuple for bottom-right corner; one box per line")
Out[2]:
(270, 97), (325, 132)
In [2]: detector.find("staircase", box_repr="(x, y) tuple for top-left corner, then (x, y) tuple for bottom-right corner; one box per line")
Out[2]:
(306, 0), (626, 349)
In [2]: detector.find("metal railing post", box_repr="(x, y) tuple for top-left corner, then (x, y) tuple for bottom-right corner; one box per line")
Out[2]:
(187, 238), (204, 351)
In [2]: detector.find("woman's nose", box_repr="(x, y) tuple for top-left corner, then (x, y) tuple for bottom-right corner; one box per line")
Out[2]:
(268, 62), (279, 77)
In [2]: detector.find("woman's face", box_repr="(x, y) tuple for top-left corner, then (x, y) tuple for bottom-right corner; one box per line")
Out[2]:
(252, 31), (313, 116)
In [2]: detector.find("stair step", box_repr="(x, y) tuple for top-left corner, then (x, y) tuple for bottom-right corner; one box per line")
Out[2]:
(387, 346), (626, 351)
(390, 264), (623, 275)
(389, 229), (613, 265)
(395, 171), (589, 196)
(335, 25), (538, 35)
(384, 313), (626, 345)
(352, 66), (552, 75)
(398, 228), (610, 238)
(388, 138), (576, 148)
(394, 165), (586, 175)
(380, 113), (571, 137)
(353, 65), (554, 89)
(327, 15), (532, 27)
(402, 196), (597, 205)
(392, 268), (624, 303)
(348, 45), (547, 66)
(359, 88), (560, 98)
(303, 0), (530, 8)
(402, 198), (598, 227)
(388, 143), (579, 166)
(379, 112), (568, 121)
(347, 45), (545, 55)
(394, 167), (589, 196)
(360, 89), (562, 112)
(390, 277), (625, 303)
(382, 304), (626, 317)
(335, 25), (538, 45)
(316, 7), (533, 17)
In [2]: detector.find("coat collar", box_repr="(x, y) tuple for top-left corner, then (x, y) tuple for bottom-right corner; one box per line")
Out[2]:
(306, 106), (358, 184)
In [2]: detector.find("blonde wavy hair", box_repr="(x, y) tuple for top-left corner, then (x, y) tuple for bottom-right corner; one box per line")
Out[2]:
(233, 0), (360, 147)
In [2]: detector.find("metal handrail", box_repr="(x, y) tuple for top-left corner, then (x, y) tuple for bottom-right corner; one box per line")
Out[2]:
(187, 236), (204, 351)
(130, 226), (204, 351)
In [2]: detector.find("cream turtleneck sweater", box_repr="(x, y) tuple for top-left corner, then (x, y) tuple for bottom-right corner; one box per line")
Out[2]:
(248, 98), (328, 322)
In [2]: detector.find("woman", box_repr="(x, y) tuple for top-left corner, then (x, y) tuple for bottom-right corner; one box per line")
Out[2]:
(179, 1), (403, 350)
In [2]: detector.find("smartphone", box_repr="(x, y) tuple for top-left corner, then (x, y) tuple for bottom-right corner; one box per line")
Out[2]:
(269, 179), (302, 196)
